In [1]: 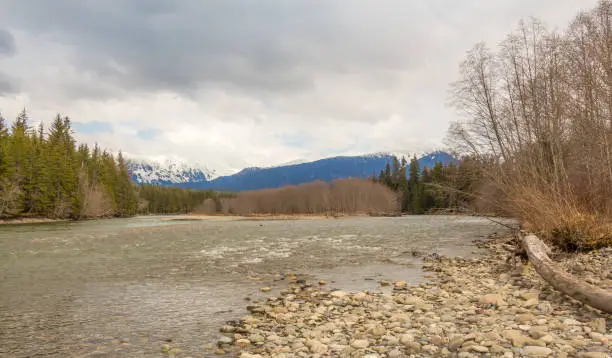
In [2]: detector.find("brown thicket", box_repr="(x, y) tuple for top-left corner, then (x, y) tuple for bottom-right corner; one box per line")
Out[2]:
(449, 1), (612, 249)
(195, 178), (398, 216)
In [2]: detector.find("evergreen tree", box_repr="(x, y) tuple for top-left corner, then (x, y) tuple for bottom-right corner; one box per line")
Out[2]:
(383, 163), (391, 187)
(5, 109), (33, 213)
(0, 109), (221, 219)
(115, 151), (138, 216)
(391, 157), (400, 190)
(46, 114), (78, 217)
(28, 122), (52, 214)
(408, 156), (424, 214)
(0, 112), (8, 177)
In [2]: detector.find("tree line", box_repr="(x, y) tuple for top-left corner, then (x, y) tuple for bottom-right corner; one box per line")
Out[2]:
(372, 156), (480, 214)
(0, 110), (221, 219)
(195, 178), (397, 215)
(138, 185), (220, 214)
(448, 0), (612, 249)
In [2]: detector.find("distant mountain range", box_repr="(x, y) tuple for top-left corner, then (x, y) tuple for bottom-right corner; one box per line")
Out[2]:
(127, 151), (458, 192)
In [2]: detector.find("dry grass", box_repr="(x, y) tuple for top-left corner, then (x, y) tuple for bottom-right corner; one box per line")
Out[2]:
(504, 186), (612, 250)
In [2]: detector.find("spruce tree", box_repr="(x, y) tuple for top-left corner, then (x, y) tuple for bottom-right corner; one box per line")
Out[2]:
(408, 156), (424, 214)
(0, 112), (8, 177)
(5, 109), (33, 213)
(46, 114), (78, 217)
(28, 122), (52, 214)
(115, 151), (138, 216)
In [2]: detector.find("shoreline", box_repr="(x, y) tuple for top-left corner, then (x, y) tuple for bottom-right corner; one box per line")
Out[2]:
(0, 217), (69, 225)
(210, 235), (611, 357)
(0, 212), (507, 225)
(162, 213), (370, 222)
(0, 212), (377, 225)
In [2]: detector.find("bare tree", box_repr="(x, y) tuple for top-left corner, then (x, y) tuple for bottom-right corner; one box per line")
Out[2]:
(196, 179), (398, 216)
(448, 1), (612, 249)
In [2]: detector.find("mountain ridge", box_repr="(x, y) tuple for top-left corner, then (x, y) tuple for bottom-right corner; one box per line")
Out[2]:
(127, 151), (458, 191)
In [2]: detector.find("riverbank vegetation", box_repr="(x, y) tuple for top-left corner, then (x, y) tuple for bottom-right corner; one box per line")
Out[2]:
(193, 158), (482, 217)
(0, 111), (223, 219)
(372, 156), (481, 214)
(449, 0), (612, 250)
(0, 111), (137, 219)
(138, 185), (220, 214)
(195, 178), (397, 215)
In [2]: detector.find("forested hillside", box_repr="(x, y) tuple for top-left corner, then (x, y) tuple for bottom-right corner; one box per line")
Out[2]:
(0, 110), (216, 219)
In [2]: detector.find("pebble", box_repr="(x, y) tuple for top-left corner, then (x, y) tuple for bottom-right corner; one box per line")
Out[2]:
(308, 340), (328, 354)
(388, 349), (402, 358)
(523, 298), (539, 307)
(577, 353), (610, 358)
(479, 293), (506, 306)
(220, 325), (235, 333)
(564, 318), (582, 326)
(589, 318), (606, 334)
(518, 313), (535, 323)
(399, 334), (414, 345)
(217, 336), (233, 345)
(470, 345), (489, 352)
(215, 237), (611, 357)
(350, 339), (369, 349)
(523, 346), (553, 356)
(235, 339), (250, 347)
(393, 281), (408, 289)
(240, 353), (263, 358)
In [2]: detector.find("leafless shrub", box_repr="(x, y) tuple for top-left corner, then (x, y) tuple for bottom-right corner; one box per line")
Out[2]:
(449, 1), (612, 249)
(197, 179), (398, 215)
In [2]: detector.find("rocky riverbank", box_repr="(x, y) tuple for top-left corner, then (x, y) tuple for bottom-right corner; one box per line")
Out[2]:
(210, 235), (611, 357)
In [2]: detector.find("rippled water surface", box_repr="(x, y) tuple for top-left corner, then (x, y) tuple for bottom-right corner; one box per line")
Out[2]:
(0, 215), (509, 357)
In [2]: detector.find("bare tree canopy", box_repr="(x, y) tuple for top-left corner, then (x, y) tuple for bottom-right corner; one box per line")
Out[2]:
(195, 179), (398, 216)
(449, 1), (612, 250)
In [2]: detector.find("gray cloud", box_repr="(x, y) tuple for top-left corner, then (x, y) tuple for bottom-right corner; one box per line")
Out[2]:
(0, 28), (16, 56)
(0, 0), (600, 169)
(0, 1), (467, 99)
(2, 1), (595, 99)
(0, 72), (17, 95)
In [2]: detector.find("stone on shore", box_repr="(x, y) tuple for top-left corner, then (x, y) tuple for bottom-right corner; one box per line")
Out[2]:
(213, 236), (611, 357)
(523, 346), (553, 356)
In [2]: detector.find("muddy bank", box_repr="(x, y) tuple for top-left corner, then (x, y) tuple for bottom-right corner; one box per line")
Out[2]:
(213, 236), (611, 357)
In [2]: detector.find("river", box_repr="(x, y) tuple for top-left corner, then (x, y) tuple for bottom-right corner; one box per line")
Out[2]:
(0, 215), (509, 357)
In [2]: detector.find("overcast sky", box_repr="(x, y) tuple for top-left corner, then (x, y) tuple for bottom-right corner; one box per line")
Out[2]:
(0, 0), (599, 173)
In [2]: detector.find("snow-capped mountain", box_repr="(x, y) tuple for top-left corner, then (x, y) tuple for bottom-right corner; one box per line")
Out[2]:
(127, 158), (216, 185)
(127, 151), (458, 191)
(262, 158), (309, 169)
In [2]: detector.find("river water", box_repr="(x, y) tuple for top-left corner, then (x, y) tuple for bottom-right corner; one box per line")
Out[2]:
(0, 215), (509, 357)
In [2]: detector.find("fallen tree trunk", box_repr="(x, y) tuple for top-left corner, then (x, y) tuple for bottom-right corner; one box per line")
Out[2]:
(522, 234), (612, 314)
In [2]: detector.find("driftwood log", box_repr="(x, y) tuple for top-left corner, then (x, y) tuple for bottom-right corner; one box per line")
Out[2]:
(522, 234), (612, 314)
